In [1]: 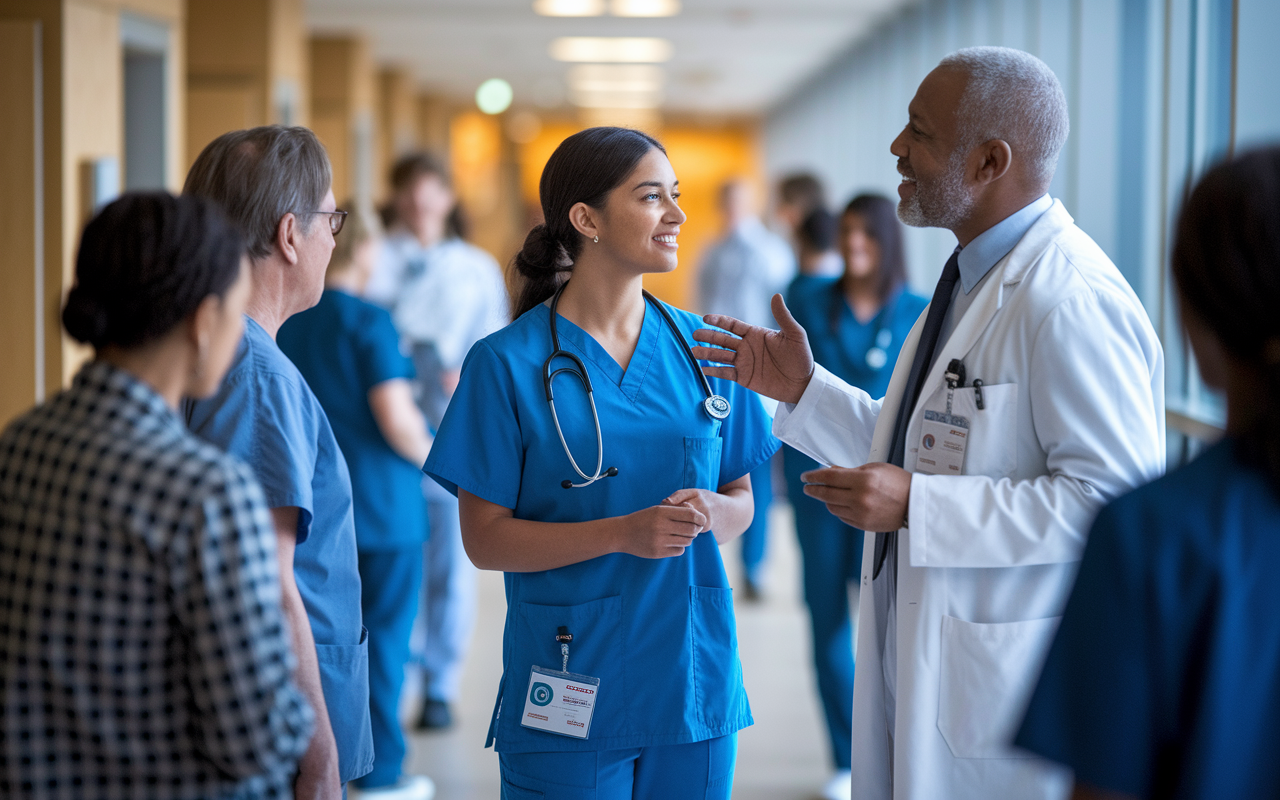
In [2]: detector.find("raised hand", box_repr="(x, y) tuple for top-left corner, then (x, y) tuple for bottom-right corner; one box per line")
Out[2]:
(691, 294), (815, 405)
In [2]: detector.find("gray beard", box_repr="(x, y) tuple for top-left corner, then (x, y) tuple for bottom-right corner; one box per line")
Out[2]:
(897, 153), (975, 229)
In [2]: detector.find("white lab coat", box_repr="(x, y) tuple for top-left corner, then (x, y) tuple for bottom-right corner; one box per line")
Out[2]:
(774, 201), (1165, 800)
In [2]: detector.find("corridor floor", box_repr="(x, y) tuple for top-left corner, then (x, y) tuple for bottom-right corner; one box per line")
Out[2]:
(404, 503), (835, 799)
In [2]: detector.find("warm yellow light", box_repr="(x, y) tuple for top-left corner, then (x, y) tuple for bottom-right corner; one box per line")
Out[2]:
(610, 0), (680, 16)
(533, 0), (605, 16)
(549, 37), (674, 63)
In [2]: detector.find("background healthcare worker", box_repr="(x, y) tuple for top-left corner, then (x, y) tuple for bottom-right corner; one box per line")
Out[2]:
(423, 126), (779, 800)
(782, 193), (927, 800)
(1016, 147), (1280, 800)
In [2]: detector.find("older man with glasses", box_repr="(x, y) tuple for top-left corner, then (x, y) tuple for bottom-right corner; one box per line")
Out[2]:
(183, 126), (378, 799)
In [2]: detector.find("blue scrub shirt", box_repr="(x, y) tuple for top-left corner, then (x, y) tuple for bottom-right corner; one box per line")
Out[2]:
(184, 316), (374, 782)
(425, 299), (779, 754)
(279, 289), (426, 551)
(1017, 438), (1280, 799)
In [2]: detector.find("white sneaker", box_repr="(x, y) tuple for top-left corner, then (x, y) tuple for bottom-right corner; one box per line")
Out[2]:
(352, 775), (436, 800)
(821, 769), (852, 800)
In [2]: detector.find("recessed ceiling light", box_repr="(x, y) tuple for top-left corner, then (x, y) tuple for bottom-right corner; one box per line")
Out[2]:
(549, 37), (674, 63)
(567, 64), (664, 93)
(475, 78), (513, 114)
(610, 0), (680, 17)
(569, 89), (663, 109)
(533, 0), (605, 16)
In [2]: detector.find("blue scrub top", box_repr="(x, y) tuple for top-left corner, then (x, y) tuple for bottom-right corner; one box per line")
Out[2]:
(782, 276), (928, 483)
(279, 289), (426, 551)
(1017, 438), (1280, 799)
(184, 316), (374, 782)
(424, 298), (779, 753)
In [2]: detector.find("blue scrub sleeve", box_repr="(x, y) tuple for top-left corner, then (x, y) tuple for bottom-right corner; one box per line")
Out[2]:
(197, 371), (320, 543)
(423, 340), (523, 509)
(1015, 500), (1156, 795)
(356, 307), (415, 392)
(712, 378), (780, 486)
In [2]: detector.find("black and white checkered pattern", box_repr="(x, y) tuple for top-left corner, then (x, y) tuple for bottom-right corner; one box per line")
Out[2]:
(0, 361), (314, 799)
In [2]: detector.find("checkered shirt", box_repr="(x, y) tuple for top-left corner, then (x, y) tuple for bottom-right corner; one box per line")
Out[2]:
(0, 361), (314, 799)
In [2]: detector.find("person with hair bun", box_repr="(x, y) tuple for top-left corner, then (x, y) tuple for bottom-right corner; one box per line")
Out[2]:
(423, 127), (779, 798)
(1017, 147), (1280, 800)
(0, 192), (315, 797)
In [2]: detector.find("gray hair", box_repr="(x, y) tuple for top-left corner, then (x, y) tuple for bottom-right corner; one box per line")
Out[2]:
(184, 126), (332, 259)
(938, 46), (1069, 188)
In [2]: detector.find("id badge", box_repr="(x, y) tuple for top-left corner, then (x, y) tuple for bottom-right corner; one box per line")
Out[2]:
(917, 409), (970, 475)
(521, 665), (601, 739)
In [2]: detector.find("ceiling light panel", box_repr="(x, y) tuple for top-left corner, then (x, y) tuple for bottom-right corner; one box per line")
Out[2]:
(609, 0), (680, 17)
(569, 89), (664, 109)
(549, 37), (674, 63)
(567, 64), (665, 93)
(533, 0), (605, 16)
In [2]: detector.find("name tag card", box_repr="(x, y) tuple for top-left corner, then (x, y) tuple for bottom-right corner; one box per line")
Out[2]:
(521, 665), (601, 739)
(917, 409), (970, 476)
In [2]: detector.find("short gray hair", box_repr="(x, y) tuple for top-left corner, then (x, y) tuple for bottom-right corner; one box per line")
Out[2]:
(938, 47), (1069, 188)
(184, 126), (332, 259)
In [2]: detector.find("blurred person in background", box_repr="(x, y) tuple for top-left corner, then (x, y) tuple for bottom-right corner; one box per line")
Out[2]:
(796, 207), (840, 279)
(185, 125), (373, 796)
(1017, 148), (1280, 800)
(783, 194), (928, 800)
(776, 173), (842, 277)
(365, 152), (509, 730)
(279, 204), (436, 800)
(0, 193), (315, 797)
(697, 177), (796, 599)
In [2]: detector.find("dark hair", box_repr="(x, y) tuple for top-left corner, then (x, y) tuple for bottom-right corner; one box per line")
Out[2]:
(512, 127), (665, 318)
(778, 173), (826, 215)
(184, 125), (331, 259)
(1172, 146), (1280, 488)
(830, 194), (909, 333)
(389, 151), (468, 240)
(63, 192), (245, 349)
(798, 208), (836, 253)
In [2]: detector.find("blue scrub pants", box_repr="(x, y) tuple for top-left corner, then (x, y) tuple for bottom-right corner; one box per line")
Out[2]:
(409, 491), (476, 702)
(739, 459), (773, 584)
(499, 735), (737, 800)
(352, 547), (424, 789)
(786, 452), (862, 771)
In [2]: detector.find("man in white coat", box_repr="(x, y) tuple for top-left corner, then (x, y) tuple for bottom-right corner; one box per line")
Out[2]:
(692, 47), (1165, 800)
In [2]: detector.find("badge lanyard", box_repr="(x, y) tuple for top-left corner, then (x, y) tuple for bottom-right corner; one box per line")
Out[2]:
(521, 626), (602, 740)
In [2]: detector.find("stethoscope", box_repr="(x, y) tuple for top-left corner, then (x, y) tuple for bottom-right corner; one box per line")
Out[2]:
(544, 282), (731, 489)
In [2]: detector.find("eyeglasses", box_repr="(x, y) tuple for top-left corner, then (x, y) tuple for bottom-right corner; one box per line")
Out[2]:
(295, 209), (348, 236)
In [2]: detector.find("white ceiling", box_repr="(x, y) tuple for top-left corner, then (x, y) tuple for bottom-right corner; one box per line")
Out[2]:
(306, 0), (915, 116)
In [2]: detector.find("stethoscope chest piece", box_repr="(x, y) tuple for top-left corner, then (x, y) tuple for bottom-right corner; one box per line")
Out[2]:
(703, 394), (731, 420)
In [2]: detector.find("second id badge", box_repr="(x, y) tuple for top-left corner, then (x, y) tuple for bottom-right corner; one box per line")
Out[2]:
(917, 409), (970, 475)
(521, 665), (601, 739)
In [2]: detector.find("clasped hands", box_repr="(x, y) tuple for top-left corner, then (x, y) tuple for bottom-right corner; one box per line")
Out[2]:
(690, 293), (912, 532)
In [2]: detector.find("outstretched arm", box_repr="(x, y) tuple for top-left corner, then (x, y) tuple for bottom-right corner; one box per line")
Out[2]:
(691, 293), (816, 404)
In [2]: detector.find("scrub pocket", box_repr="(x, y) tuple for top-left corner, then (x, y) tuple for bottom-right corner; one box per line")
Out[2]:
(683, 437), (724, 491)
(937, 614), (1060, 759)
(316, 626), (375, 781)
(689, 586), (747, 729)
(512, 596), (624, 739)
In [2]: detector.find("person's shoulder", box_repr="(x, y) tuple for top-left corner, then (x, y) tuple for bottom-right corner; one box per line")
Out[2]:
(788, 274), (838, 304)
(446, 238), (501, 269)
(897, 287), (930, 317)
(467, 304), (542, 362)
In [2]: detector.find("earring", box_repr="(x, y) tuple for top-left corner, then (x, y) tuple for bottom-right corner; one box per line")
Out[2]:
(593, 235), (599, 243)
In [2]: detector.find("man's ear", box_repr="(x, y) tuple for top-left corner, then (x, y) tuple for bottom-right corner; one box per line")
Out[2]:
(276, 213), (300, 265)
(973, 139), (1013, 186)
(568, 202), (600, 241)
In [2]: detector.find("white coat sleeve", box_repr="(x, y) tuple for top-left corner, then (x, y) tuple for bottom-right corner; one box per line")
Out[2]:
(772, 364), (885, 469)
(907, 290), (1165, 568)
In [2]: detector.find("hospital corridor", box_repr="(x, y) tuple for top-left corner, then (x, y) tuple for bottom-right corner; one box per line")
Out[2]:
(1, 1), (1279, 799)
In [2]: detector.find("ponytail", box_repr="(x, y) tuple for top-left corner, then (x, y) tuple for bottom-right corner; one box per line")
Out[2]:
(512, 224), (572, 318)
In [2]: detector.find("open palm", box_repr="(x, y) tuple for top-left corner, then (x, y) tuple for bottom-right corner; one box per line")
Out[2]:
(691, 294), (815, 405)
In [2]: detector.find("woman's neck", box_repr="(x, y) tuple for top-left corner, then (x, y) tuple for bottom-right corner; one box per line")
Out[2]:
(844, 271), (883, 325)
(555, 262), (647, 371)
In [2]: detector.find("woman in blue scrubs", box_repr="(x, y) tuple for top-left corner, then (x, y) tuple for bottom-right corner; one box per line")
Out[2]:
(783, 194), (926, 799)
(1016, 148), (1280, 799)
(424, 127), (778, 799)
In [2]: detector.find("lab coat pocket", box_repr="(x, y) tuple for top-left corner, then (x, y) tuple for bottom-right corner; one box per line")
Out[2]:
(937, 614), (1060, 759)
(950, 382), (1018, 478)
(682, 436), (724, 491)
(514, 595), (624, 735)
(690, 586), (748, 729)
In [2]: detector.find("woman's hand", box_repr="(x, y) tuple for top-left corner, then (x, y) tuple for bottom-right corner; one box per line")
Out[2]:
(663, 475), (754, 545)
(662, 488), (715, 530)
(616, 504), (707, 559)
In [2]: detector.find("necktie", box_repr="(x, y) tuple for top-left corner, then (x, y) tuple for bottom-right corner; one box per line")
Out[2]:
(871, 250), (961, 579)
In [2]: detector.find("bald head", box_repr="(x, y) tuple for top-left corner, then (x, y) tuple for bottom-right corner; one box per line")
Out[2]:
(937, 47), (1069, 190)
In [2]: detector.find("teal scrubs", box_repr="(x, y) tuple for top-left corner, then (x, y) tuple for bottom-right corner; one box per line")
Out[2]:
(782, 276), (928, 770)
(1017, 438), (1280, 799)
(424, 298), (779, 756)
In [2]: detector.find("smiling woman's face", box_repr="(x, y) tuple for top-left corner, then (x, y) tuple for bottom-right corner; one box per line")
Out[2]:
(589, 148), (688, 276)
